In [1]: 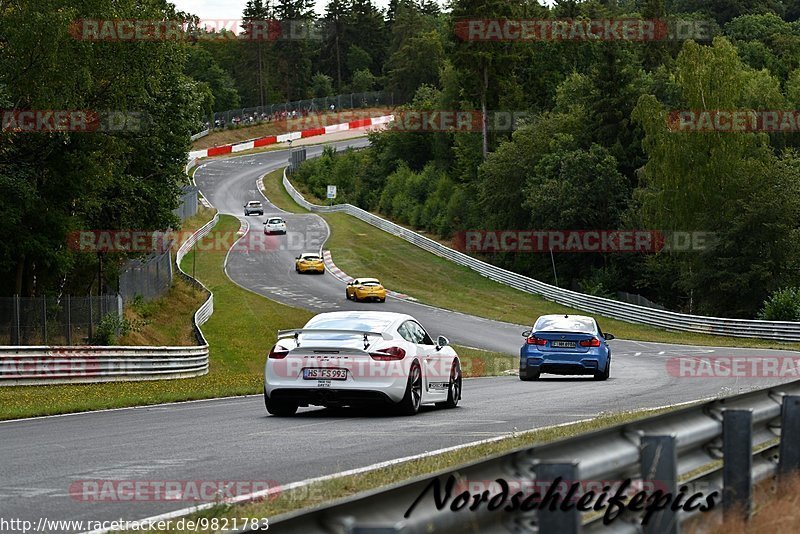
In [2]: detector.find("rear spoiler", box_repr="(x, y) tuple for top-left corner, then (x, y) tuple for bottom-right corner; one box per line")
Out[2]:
(277, 329), (392, 349)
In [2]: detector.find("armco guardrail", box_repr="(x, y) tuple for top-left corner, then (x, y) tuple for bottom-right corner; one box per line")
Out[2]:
(283, 169), (800, 342)
(0, 168), (217, 386)
(259, 382), (800, 533)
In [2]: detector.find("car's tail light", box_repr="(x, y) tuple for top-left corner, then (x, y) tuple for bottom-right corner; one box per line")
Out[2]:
(269, 345), (289, 359)
(526, 336), (547, 346)
(370, 347), (406, 361)
(580, 338), (602, 347)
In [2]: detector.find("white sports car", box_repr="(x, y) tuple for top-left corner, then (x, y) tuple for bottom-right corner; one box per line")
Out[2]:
(264, 311), (462, 416)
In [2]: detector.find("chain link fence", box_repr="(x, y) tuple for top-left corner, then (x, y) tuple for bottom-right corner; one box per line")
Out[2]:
(204, 91), (395, 131)
(0, 294), (122, 345)
(119, 247), (174, 304)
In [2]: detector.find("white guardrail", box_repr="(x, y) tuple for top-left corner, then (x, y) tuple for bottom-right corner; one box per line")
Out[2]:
(283, 168), (800, 342)
(0, 162), (217, 386)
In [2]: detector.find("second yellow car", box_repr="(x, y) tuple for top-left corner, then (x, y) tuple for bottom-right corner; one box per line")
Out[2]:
(295, 253), (325, 274)
(346, 278), (387, 303)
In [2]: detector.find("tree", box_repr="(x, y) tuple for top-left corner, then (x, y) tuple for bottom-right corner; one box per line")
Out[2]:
(350, 69), (376, 92)
(311, 72), (334, 97)
(185, 46), (241, 113)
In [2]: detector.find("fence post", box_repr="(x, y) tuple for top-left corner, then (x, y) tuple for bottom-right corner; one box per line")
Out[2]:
(65, 295), (72, 345)
(723, 409), (753, 520)
(12, 294), (20, 345)
(88, 296), (94, 341)
(641, 435), (678, 534)
(779, 396), (800, 478)
(42, 295), (47, 344)
(534, 462), (580, 534)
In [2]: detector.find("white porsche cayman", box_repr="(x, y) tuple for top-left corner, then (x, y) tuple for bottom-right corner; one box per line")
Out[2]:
(264, 311), (462, 416)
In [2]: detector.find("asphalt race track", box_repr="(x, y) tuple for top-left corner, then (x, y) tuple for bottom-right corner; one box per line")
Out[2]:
(2, 138), (799, 531)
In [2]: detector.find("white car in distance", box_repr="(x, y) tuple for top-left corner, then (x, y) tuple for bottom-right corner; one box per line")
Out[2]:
(264, 311), (462, 416)
(263, 217), (287, 235)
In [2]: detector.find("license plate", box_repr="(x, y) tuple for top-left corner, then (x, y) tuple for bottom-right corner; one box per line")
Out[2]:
(303, 368), (347, 380)
(551, 341), (576, 348)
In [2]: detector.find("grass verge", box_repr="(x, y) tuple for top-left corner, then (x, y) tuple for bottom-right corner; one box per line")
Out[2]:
(120, 404), (685, 533)
(263, 170), (799, 350)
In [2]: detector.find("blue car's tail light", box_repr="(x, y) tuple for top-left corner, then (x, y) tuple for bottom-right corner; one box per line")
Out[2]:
(579, 338), (601, 347)
(526, 336), (547, 346)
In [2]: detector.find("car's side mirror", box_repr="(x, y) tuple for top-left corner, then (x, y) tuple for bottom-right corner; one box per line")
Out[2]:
(295, 256), (300, 260)
(605, 333), (615, 341)
(522, 330), (532, 337)
(436, 335), (449, 351)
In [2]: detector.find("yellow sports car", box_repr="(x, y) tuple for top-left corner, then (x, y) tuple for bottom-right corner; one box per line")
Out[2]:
(295, 253), (325, 274)
(346, 278), (387, 302)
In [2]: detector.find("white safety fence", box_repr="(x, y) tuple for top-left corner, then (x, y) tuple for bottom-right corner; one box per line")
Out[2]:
(283, 168), (800, 342)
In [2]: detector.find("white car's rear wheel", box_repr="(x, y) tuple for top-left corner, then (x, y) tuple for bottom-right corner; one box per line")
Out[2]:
(264, 388), (298, 416)
(396, 363), (422, 415)
(437, 361), (461, 409)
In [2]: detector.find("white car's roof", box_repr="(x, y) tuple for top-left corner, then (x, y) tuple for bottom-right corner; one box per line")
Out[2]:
(247, 201), (262, 205)
(304, 311), (412, 331)
(299, 253), (321, 258)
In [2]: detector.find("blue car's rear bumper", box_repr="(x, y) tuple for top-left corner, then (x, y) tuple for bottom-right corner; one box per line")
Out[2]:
(520, 349), (607, 376)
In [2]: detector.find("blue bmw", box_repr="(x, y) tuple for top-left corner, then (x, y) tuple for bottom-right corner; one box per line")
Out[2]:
(519, 314), (614, 381)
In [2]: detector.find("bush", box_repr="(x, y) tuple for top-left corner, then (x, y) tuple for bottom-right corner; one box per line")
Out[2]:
(91, 314), (134, 345)
(758, 288), (800, 321)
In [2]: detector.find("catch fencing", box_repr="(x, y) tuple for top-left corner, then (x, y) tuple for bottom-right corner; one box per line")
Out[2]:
(204, 91), (394, 130)
(261, 381), (800, 533)
(0, 294), (122, 346)
(283, 168), (800, 342)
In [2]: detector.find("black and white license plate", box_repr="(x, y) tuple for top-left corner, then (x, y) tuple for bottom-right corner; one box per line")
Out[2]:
(303, 368), (347, 380)
(551, 341), (577, 349)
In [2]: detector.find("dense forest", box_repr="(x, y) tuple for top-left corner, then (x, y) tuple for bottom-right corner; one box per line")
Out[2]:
(3, 0), (800, 321)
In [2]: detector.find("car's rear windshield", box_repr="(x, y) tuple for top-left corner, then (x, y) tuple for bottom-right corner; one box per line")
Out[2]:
(268, 218), (283, 224)
(248, 201), (261, 206)
(534, 316), (596, 334)
(302, 315), (393, 340)
(306, 315), (391, 330)
(361, 281), (381, 286)
(302, 255), (320, 260)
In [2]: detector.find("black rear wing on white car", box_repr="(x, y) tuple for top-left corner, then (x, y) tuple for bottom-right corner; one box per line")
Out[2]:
(277, 329), (392, 349)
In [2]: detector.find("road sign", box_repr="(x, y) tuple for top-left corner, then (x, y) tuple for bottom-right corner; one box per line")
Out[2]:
(327, 185), (337, 199)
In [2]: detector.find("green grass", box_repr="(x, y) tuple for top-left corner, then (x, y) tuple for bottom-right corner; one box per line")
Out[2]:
(121, 403), (686, 534)
(263, 170), (800, 350)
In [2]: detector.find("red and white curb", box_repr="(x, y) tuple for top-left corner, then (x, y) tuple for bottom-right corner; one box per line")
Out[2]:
(322, 250), (414, 301)
(189, 115), (393, 160)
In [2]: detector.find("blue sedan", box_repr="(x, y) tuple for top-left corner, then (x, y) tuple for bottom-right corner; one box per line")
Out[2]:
(519, 314), (614, 381)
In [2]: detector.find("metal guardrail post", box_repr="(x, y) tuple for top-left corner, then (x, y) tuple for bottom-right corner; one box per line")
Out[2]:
(723, 409), (753, 519)
(641, 435), (678, 534)
(535, 462), (580, 534)
(779, 396), (800, 478)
